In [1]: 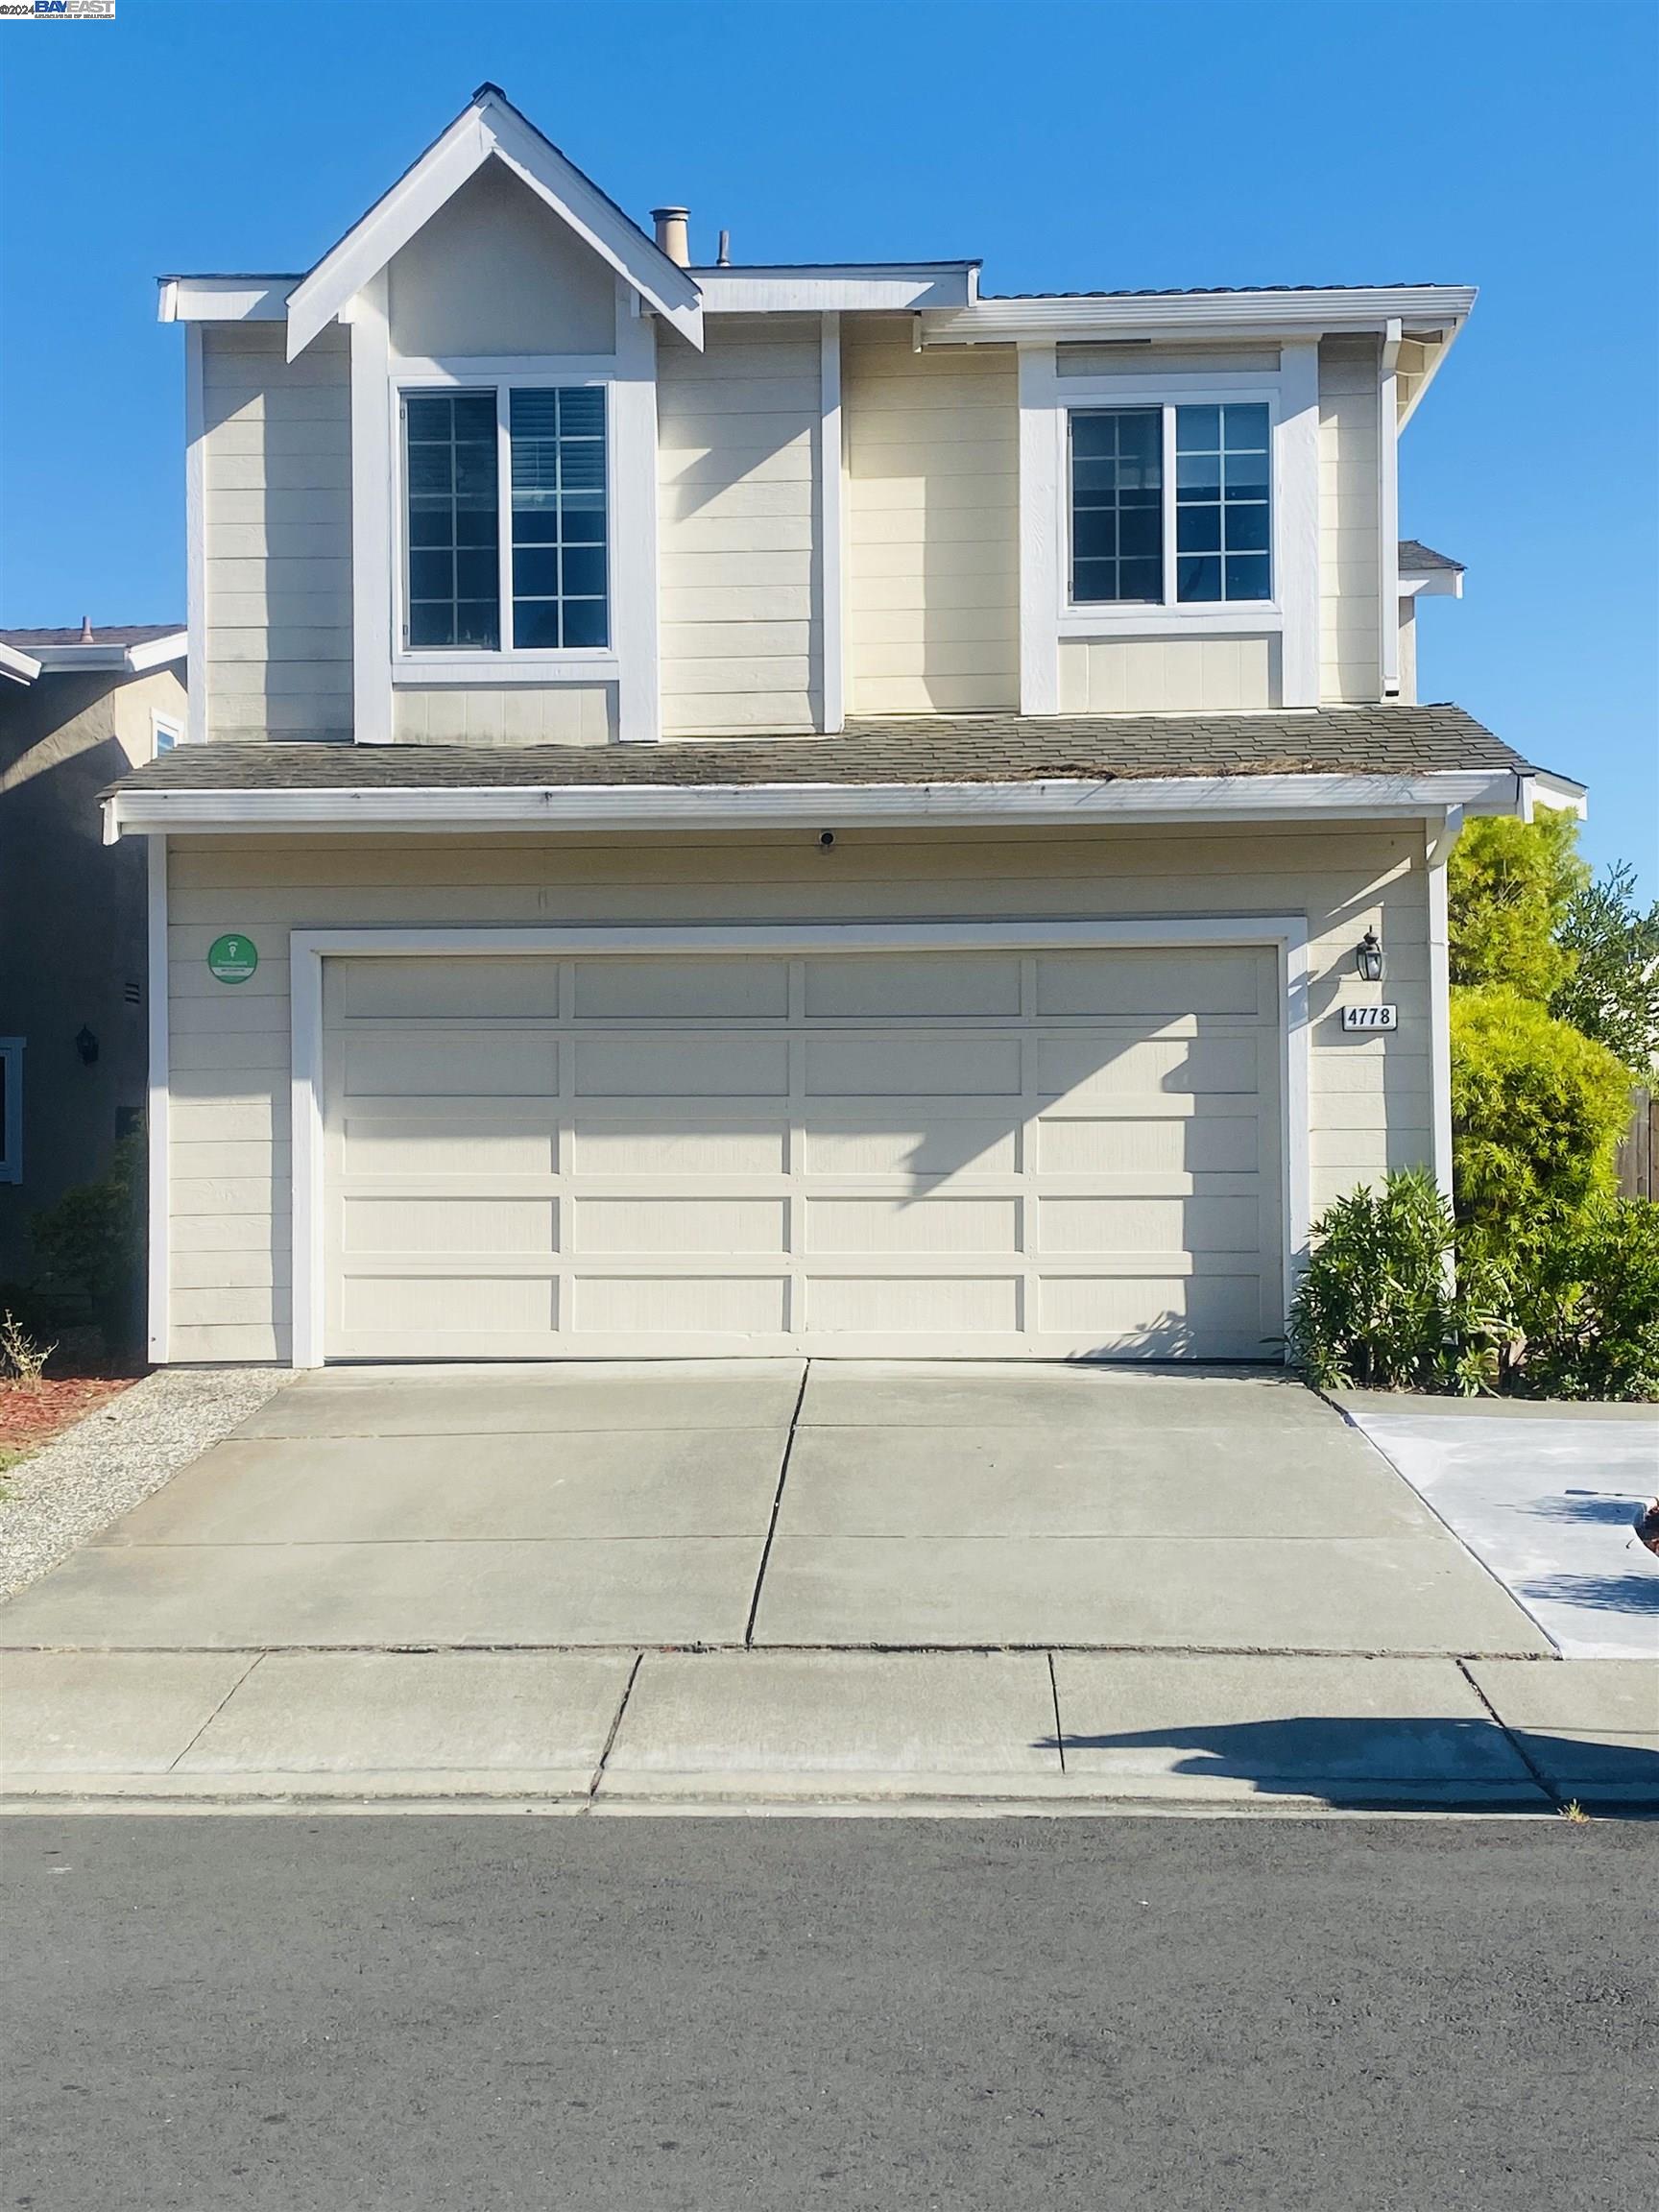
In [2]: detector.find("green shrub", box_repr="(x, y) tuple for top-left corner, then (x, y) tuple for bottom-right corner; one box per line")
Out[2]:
(27, 1134), (145, 1353)
(1287, 1168), (1512, 1394)
(1448, 808), (1587, 1001)
(1450, 988), (1631, 1232)
(1503, 1199), (1659, 1403)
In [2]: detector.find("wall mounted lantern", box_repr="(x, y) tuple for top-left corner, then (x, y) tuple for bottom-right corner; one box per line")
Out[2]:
(75, 1026), (100, 1067)
(1355, 929), (1385, 985)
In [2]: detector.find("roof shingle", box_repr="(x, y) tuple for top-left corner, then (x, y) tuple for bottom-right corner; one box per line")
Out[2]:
(110, 705), (1529, 798)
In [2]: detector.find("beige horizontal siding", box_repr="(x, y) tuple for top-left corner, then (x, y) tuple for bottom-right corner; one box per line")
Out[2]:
(391, 686), (615, 745)
(845, 324), (1017, 714)
(202, 324), (352, 743)
(1318, 338), (1382, 705)
(657, 317), (821, 736)
(1058, 637), (1280, 715)
(163, 825), (1431, 1362)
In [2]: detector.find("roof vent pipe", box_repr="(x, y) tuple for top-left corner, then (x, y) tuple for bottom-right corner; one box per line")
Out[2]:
(80, 615), (94, 642)
(717, 229), (732, 267)
(652, 206), (690, 268)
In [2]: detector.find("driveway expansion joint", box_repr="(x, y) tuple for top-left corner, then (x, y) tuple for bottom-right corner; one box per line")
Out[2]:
(744, 1359), (809, 1648)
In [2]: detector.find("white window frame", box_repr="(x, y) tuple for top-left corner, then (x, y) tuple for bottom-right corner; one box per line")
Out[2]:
(150, 709), (184, 757)
(1018, 342), (1321, 710)
(391, 357), (620, 683)
(0, 1037), (22, 1185)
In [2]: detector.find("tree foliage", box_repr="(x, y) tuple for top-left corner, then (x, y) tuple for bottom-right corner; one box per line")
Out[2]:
(1449, 988), (1631, 1232)
(1549, 859), (1659, 1075)
(1447, 807), (1589, 1001)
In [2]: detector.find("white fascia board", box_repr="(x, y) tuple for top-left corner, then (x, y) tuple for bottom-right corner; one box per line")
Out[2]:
(124, 631), (189, 673)
(1398, 568), (1464, 599)
(106, 768), (1522, 841)
(158, 276), (295, 323)
(922, 286), (1478, 347)
(24, 634), (186, 675)
(691, 265), (975, 313)
(1522, 770), (1589, 820)
(285, 94), (703, 360)
(0, 641), (41, 685)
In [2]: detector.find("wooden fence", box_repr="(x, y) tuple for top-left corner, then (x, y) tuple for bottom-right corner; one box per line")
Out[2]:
(1617, 1086), (1656, 1199)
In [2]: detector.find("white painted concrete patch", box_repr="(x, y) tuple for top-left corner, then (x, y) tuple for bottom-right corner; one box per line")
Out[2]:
(1341, 1400), (1659, 1660)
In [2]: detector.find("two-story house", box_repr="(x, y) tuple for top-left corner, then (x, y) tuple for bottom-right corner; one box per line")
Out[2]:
(106, 84), (1582, 1368)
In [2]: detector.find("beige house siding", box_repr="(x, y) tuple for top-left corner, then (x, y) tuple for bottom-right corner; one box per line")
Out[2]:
(162, 824), (1431, 1361)
(845, 323), (1018, 714)
(391, 685), (614, 744)
(1058, 635), (1281, 714)
(1318, 337), (1382, 704)
(202, 325), (352, 742)
(657, 316), (821, 735)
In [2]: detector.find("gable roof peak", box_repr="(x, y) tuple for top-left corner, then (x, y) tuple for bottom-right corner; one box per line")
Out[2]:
(284, 85), (704, 359)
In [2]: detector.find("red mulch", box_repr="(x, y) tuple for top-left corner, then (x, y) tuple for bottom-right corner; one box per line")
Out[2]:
(0, 1377), (138, 1455)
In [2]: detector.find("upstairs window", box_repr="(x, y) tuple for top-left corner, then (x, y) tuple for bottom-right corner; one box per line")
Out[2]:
(401, 384), (610, 654)
(1070, 399), (1272, 608)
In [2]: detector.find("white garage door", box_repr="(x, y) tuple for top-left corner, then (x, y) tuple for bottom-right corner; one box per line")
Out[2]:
(320, 945), (1284, 1361)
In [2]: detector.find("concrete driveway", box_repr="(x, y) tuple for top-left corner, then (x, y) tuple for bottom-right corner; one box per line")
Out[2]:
(0, 1360), (1549, 1657)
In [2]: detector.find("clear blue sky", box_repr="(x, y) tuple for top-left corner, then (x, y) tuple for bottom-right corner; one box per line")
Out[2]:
(2, 0), (1654, 888)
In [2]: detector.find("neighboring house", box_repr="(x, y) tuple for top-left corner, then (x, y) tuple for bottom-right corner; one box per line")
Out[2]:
(0, 623), (185, 1283)
(106, 84), (1581, 1368)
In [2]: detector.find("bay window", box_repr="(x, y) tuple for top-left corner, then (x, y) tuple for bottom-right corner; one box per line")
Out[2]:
(401, 383), (610, 655)
(1070, 399), (1272, 608)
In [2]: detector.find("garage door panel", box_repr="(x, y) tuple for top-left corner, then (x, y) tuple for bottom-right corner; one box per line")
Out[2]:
(1036, 1032), (1262, 1100)
(575, 1034), (789, 1098)
(801, 1118), (1019, 1178)
(571, 1119), (789, 1177)
(342, 1196), (557, 1256)
(805, 1275), (1021, 1335)
(573, 957), (787, 1021)
(803, 954), (1021, 1020)
(805, 1034), (1022, 1097)
(341, 1274), (557, 1336)
(340, 1116), (559, 1177)
(1035, 948), (1268, 1018)
(805, 1195), (1022, 1256)
(572, 1275), (788, 1334)
(1040, 1194), (1261, 1255)
(572, 1196), (787, 1256)
(1035, 1117), (1262, 1176)
(1036, 1269), (1267, 1353)
(344, 1033), (558, 1098)
(335, 957), (561, 1021)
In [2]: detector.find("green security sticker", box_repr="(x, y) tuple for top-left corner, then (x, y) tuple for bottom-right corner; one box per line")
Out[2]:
(207, 933), (258, 985)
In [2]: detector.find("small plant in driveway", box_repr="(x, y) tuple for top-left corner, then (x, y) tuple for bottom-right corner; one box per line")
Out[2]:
(0, 1312), (55, 1392)
(1287, 1169), (1511, 1393)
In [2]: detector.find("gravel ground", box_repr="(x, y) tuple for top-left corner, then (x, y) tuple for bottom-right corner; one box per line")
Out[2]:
(0, 1367), (295, 1601)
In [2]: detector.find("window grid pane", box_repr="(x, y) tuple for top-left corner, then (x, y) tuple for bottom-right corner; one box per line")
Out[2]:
(1174, 402), (1270, 603)
(1069, 408), (1164, 604)
(511, 387), (610, 650)
(402, 391), (499, 649)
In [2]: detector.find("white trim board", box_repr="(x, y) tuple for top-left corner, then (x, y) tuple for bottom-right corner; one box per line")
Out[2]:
(285, 915), (1312, 1369)
(106, 769), (1525, 843)
(145, 837), (169, 1358)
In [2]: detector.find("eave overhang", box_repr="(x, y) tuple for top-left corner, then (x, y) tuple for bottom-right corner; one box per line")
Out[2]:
(920, 284), (1477, 349)
(103, 768), (1526, 845)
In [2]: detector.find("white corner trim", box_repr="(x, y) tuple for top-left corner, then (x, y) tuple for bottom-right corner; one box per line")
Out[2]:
(146, 836), (170, 1359)
(105, 768), (1528, 842)
(284, 91), (703, 361)
(350, 273), (393, 744)
(1427, 810), (1457, 1206)
(612, 291), (660, 743)
(184, 325), (206, 746)
(284, 914), (1312, 1369)
(1017, 344), (1061, 713)
(1277, 340), (1321, 707)
(819, 312), (845, 733)
(1379, 321), (1402, 696)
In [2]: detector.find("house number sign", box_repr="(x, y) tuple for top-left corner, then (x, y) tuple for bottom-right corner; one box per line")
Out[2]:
(1341, 1004), (1398, 1032)
(207, 934), (258, 985)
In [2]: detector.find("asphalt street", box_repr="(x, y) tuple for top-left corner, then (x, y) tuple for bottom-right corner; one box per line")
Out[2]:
(3, 1815), (1654, 2211)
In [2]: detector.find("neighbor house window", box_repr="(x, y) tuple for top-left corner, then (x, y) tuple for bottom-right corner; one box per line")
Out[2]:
(1070, 399), (1272, 607)
(0, 1038), (22, 1185)
(401, 385), (610, 654)
(151, 711), (182, 757)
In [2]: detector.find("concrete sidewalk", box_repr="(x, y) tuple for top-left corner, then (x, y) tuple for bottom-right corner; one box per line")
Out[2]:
(4, 1646), (1653, 1814)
